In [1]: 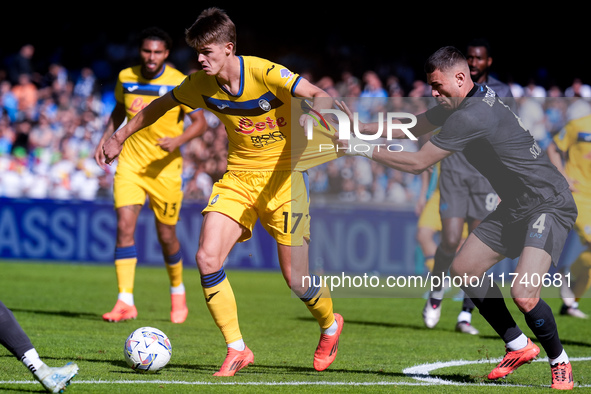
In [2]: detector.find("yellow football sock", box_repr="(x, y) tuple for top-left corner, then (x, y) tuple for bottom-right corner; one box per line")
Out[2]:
(424, 256), (435, 273)
(301, 275), (335, 330)
(571, 250), (591, 300)
(201, 269), (242, 344)
(165, 250), (184, 288)
(115, 246), (137, 294)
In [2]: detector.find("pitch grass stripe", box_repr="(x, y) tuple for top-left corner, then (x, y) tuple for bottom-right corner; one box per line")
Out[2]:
(1, 357), (590, 388)
(403, 356), (591, 387)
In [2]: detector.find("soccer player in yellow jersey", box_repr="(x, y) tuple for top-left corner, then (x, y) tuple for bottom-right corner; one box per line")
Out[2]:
(94, 27), (207, 324)
(548, 112), (591, 318)
(102, 8), (343, 376)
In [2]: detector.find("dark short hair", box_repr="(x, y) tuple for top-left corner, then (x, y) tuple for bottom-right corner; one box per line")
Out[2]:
(185, 7), (236, 52)
(139, 27), (173, 50)
(467, 38), (492, 57)
(424, 46), (467, 74)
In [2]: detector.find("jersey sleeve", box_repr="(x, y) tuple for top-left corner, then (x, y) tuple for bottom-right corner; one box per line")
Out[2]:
(261, 61), (301, 97)
(171, 74), (201, 110)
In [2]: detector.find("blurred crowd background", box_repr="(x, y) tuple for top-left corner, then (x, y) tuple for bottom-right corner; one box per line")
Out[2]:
(1, 12), (590, 207)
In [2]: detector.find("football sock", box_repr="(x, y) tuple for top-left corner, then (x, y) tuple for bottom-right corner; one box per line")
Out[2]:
(431, 246), (455, 292)
(524, 299), (563, 359)
(0, 301), (35, 367)
(201, 268), (242, 345)
(549, 349), (570, 365)
(21, 348), (44, 374)
(117, 292), (134, 305)
(424, 256), (435, 272)
(165, 249), (184, 289)
(457, 310), (472, 324)
(466, 280), (523, 344)
(300, 275), (335, 331)
(506, 333), (529, 351)
(115, 245), (137, 295)
(570, 250), (591, 299)
(228, 339), (246, 351)
(458, 296), (475, 322)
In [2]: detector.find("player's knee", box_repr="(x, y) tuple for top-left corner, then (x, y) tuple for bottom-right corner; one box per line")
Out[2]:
(513, 296), (539, 313)
(195, 248), (223, 274)
(441, 234), (461, 253)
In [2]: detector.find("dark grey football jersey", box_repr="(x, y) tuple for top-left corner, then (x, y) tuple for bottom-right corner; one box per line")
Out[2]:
(428, 84), (569, 211)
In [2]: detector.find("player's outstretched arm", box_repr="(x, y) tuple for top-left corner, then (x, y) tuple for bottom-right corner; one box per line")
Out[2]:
(334, 100), (438, 139)
(102, 92), (179, 165)
(293, 78), (333, 127)
(337, 137), (452, 175)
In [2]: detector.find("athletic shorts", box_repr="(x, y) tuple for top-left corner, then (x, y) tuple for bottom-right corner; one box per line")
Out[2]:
(573, 193), (591, 245)
(439, 170), (498, 220)
(202, 170), (310, 246)
(472, 188), (578, 266)
(114, 165), (183, 226)
(418, 187), (469, 237)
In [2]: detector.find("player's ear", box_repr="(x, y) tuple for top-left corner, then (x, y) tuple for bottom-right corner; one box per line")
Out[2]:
(455, 71), (467, 88)
(224, 42), (234, 56)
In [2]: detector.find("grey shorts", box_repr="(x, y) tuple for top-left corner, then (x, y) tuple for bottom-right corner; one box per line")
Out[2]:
(439, 170), (498, 220)
(472, 189), (578, 266)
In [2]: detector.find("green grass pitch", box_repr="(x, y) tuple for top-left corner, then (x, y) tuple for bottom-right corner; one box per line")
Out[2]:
(0, 261), (589, 393)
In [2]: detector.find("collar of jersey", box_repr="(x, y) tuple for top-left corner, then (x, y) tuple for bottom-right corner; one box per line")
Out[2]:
(217, 56), (244, 97)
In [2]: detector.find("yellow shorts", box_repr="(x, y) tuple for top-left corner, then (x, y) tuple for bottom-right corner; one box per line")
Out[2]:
(417, 187), (469, 238)
(114, 165), (183, 226)
(573, 193), (591, 245)
(203, 170), (310, 246)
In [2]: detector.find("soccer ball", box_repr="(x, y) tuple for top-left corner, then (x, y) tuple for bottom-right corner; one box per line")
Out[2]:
(124, 327), (172, 373)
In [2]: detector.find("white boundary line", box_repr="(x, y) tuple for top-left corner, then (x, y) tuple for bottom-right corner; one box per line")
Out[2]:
(403, 356), (591, 388)
(0, 357), (589, 387)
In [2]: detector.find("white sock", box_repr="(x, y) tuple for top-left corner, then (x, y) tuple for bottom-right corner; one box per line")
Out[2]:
(170, 283), (185, 295)
(118, 292), (134, 305)
(549, 349), (570, 365)
(506, 333), (529, 351)
(21, 348), (44, 373)
(228, 339), (245, 351)
(322, 319), (338, 336)
(457, 311), (472, 323)
(431, 288), (445, 300)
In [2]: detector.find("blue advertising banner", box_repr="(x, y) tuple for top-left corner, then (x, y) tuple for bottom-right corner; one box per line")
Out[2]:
(0, 198), (421, 275)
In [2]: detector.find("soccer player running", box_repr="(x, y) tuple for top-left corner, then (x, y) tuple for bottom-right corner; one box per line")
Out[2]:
(337, 46), (575, 389)
(548, 113), (591, 319)
(0, 300), (78, 392)
(94, 27), (207, 324)
(102, 8), (344, 376)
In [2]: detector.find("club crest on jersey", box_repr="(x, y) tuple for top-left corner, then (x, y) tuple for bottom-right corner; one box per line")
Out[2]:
(258, 99), (271, 112)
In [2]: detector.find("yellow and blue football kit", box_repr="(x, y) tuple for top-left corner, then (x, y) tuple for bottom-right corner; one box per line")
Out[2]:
(172, 56), (339, 245)
(554, 114), (591, 298)
(107, 64), (197, 322)
(172, 56), (338, 349)
(114, 64), (195, 225)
